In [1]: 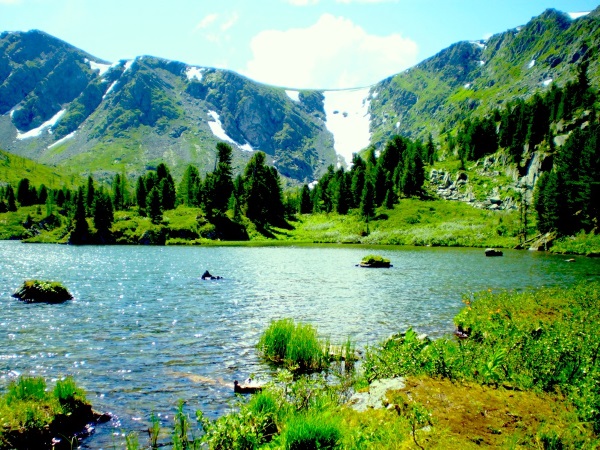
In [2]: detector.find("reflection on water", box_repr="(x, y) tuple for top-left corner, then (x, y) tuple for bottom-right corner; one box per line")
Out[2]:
(0, 241), (598, 447)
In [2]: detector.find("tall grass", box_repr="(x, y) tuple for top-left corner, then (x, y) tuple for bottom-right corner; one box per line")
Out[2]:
(257, 319), (330, 372)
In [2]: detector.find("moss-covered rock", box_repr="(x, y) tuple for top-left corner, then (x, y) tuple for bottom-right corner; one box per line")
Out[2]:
(12, 280), (73, 303)
(359, 254), (391, 268)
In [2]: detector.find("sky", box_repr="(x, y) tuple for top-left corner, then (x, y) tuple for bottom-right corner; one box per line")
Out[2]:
(1, 0), (598, 90)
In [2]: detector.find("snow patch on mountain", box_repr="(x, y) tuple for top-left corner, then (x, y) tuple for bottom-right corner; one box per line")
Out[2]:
(186, 67), (205, 82)
(528, 60), (536, 69)
(103, 80), (119, 99)
(285, 90), (300, 102)
(323, 88), (371, 166)
(48, 131), (76, 149)
(16, 110), (65, 140)
(87, 59), (111, 76)
(568, 11), (590, 19)
(542, 79), (553, 86)
(207, 111), (254, 152)
(123, 59), (136, 73)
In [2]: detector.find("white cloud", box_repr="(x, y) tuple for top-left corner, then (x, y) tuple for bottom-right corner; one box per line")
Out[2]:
(243, 13), (418, 89)
(221, 12), (239, 31)
(196, 13), (218, 30)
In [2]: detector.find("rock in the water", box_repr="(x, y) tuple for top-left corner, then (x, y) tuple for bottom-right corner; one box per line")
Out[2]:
(12, 280), (73, 303)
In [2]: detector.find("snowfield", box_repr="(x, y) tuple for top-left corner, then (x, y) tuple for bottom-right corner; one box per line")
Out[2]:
(323, 87), (372, 167)
(16, 110), (66, 140)
(207, 111), (253, 152)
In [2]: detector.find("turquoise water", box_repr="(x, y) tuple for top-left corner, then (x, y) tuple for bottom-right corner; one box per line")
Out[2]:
(0, 241), (598, 447)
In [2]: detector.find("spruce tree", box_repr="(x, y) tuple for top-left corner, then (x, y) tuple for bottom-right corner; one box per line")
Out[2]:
(70, 187), (89, 244)
(300, 184), (312, 214)
(6, 185), (17, 212)
(93, 190), (114, 237)
(360, 180), (375, 221)
(147, 186), (163, 224)
(86, 176), (95, 215)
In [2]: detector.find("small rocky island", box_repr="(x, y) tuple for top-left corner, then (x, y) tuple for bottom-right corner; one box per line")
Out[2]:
(359, 255), (392, 268)
(12, 280), (73, 303)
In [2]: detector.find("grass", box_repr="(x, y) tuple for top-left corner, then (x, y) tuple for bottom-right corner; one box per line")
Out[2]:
(0, 149), (79, 189)
(257, 319), (331, 373)
(550, 230), (600, 256)
(0, 376), (94, 449)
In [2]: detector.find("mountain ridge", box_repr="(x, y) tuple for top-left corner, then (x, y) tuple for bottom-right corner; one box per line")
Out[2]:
(0, 6), (599, 184)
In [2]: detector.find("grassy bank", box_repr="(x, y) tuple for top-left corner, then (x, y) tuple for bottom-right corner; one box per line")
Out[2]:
(1, 197), (522, 248)
(120, 282), (599, 449)
(0, 376), (99, 449)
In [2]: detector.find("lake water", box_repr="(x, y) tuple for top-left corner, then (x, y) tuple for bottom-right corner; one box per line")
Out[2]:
(1, 241), (599, 447)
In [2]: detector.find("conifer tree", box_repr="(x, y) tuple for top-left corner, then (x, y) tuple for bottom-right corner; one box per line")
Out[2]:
(93, 190), (114, 237)
(360, 180), (375, 221)
(6, 185), (17, 212)
(86, 176), (95, 215)
(146, 186), (163, 224)
(300, 184), (312, 214)
(70, 187), (89, 244)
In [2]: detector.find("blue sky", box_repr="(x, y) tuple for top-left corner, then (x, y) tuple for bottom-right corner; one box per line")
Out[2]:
(1, 0), (598, 89)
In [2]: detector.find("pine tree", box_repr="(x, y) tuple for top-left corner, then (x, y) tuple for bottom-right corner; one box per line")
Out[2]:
(177, 165), (201, 207)
(211, 143), (234, 215)
(146, 186), (163, 224)
(360, 180), (375, 221)
(136, 176), (147, 215)
(70, 187), (89, 244)
(93, 190), (114, 237)
(112, 174), (124, 211)
(86, 176), (95, 215)
(6, 185), (17, 212)
(300, 184), (312, 214)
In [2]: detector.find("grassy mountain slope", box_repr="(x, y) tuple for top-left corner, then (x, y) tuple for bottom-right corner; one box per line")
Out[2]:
(0, 149), (77, 188)
(369, 7), (600, 145)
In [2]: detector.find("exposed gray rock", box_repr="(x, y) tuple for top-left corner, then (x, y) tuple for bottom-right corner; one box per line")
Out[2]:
(348, 377), (406, 412)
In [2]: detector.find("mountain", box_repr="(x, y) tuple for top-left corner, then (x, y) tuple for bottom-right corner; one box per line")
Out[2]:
(368, 7), (600, 146)
(0, 7), (599, 184)
(0, 30), (336, 184)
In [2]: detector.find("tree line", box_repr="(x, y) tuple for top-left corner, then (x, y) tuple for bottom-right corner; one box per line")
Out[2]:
(449, 60), (599, 237)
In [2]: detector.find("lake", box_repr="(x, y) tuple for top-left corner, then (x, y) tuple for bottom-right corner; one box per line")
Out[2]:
(1, 241), (599, 447)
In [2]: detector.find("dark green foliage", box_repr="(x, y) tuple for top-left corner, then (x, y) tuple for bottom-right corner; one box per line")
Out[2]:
(70, 187), (89, 244)
(177, 165), (201, 207)
(5, 184), (17, 211)
(86, 175), (95, 215)
(16, 178), (37, 206)
(535, 124), (600, 235)
(203, 143), (234, 216)
(359, 180), (375, 221)
(146, 186), (163, 224)
(243, 151), (285, 226)
(92, 190), (114, 236)
(300, 184), (312, 214)
(135, 176), (147, 214)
